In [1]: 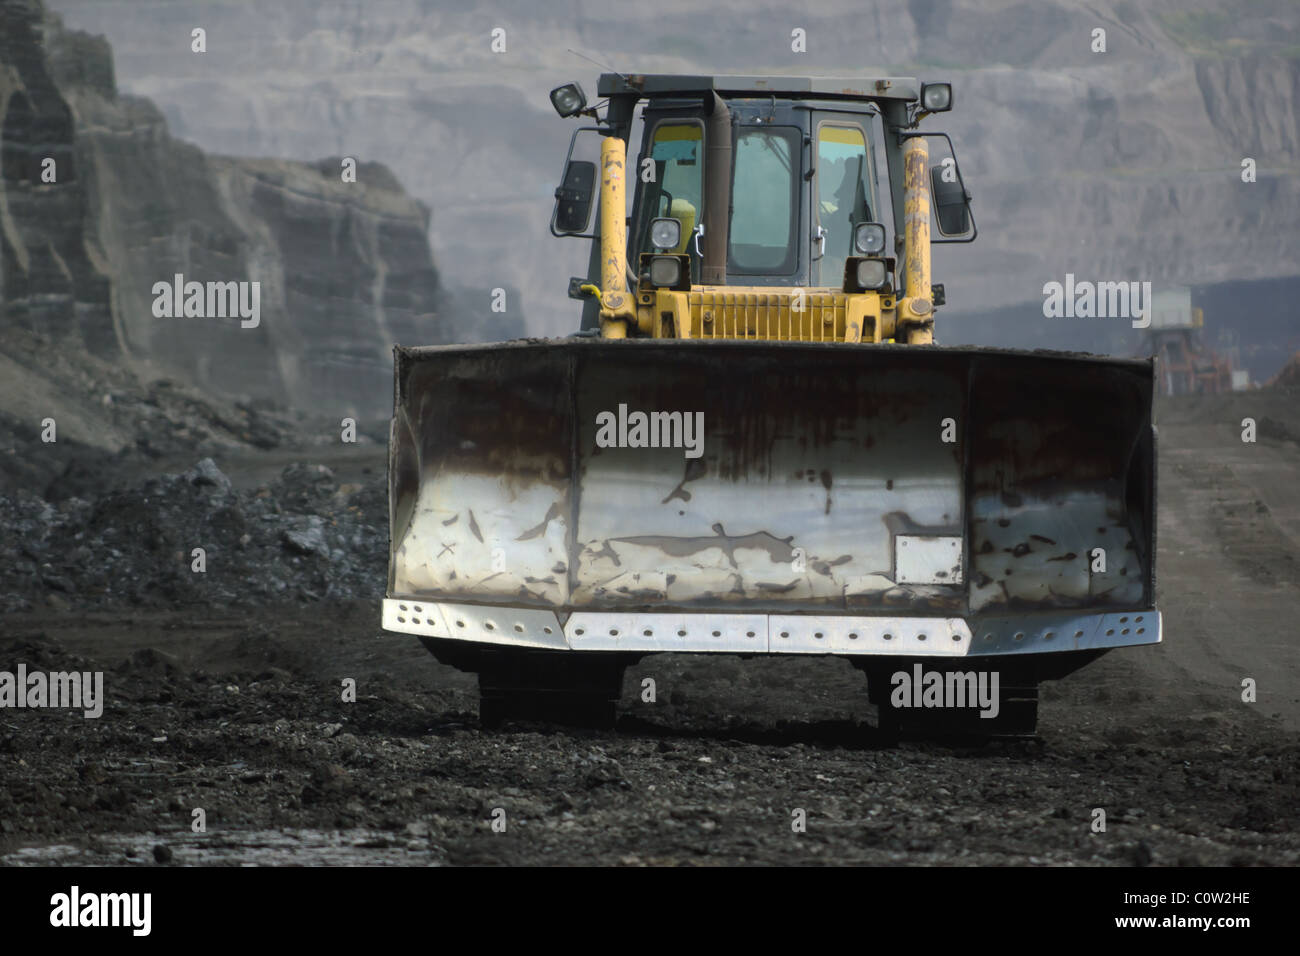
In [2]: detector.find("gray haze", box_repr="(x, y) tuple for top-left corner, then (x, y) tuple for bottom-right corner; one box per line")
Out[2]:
(46, 0), (1300, 356)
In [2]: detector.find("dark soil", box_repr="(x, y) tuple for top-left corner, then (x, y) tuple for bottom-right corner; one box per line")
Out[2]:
(0, 388), (1297, 865)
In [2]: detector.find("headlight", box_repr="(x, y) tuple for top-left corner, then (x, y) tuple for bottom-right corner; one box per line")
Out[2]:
(854, 222), (887, 255)
(920, 82), (952, 112)
(549, 82), (587, 118)
(650, 218), (681, 251)
(856, 259), (888, 290)
(648, 256), (683, 288)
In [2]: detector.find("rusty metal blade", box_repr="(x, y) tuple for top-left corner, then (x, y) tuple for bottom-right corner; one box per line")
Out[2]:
(389, 339), (1155, 620)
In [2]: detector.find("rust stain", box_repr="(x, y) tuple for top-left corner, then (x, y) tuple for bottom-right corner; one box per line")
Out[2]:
(661, 457), (707, 505)
(754, 580), (799, 593)
(516, 501), (563, 542)
(612, 522), (796, 569)
(586, 540), (622, 567)
(811, 554), (853, 576)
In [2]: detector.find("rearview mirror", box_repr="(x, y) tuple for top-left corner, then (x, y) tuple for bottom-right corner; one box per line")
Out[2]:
(930, 162), (971, 237)
(554, 159), (595, 234)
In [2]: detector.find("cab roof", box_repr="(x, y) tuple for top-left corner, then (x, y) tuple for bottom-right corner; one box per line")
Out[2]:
(597, 73), (920, 102)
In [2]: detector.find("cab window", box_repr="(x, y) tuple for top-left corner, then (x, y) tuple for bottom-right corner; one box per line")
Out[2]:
(815, 125), (874, 286)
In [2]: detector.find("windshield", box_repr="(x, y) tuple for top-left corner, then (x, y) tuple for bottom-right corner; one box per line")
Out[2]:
(728, 127), (799, 275)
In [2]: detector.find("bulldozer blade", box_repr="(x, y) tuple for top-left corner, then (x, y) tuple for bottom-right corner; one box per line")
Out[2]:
(387, 339), (1157, 655)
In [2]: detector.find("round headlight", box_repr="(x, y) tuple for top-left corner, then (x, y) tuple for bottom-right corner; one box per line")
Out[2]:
(856, 259), (888, 290)
(854, 222), (887, 255)
(650, 218), (681, 251)
(649, 256), (683, 288)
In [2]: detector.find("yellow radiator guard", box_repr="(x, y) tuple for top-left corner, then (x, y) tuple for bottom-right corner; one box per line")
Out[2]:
(648, 288), (893, 343)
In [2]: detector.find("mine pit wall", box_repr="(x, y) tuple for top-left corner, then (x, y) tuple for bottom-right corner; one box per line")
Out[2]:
(389, 340), (1156, 623)
(1, 0), (444, 421)
(0, 1), (114, 350)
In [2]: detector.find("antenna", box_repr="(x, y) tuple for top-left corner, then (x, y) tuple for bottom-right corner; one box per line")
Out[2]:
(567, 48), (631, 85)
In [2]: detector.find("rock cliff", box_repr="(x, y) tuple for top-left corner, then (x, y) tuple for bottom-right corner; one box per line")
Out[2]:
(2, 0), (509, 421)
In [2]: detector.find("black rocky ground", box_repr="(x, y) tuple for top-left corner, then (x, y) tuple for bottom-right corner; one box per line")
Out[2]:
(0, 458), (387, 613)
(0, 609), (1296, 866)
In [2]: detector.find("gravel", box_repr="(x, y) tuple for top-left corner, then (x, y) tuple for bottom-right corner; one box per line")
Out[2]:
(0, 458), (387, 612)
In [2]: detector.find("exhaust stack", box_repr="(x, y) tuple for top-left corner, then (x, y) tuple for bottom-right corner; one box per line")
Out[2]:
(701, 91), (732, 285)
(597, 136), (634, 337)
(901, 136), (934, 344)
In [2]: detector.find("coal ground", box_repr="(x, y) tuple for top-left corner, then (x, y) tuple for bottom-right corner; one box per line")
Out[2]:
(1, 383), (1298, 865)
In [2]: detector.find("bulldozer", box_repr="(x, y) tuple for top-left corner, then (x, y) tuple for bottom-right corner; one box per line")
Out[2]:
(383, 73), (1161, 737)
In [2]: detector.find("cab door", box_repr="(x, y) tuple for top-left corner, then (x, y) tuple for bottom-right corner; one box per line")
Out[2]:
(811, 117), (878, 288)
(630, 116), (706, 282)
